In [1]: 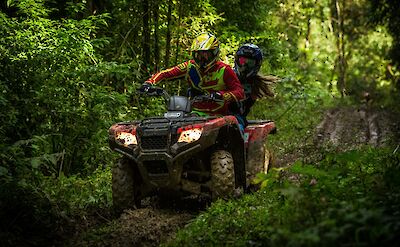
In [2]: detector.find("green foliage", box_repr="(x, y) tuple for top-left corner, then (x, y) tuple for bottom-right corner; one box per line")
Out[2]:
(41, 167), (112, 213)
(214, 0), (278, 33)
(8, 0), (50, 18)
(168, 148), (400, 246)
(369, 0), (400, 67)
(0, 166), (112, 246)
(275, 0), (399, 99)
(0, 179), (60, 246)
(0, 2), (129, 244)
(0, 0), (137, 176)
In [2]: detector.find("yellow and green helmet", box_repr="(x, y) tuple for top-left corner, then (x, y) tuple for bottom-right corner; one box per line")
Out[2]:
(191, 33), (220, 70)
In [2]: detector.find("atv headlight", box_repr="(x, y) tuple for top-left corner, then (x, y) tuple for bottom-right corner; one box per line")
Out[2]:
(178, 128), (202, 143)
(116, 132), (137, 146)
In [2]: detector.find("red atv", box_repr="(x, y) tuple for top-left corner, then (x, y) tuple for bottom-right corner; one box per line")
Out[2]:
(108, 87), (276, 212)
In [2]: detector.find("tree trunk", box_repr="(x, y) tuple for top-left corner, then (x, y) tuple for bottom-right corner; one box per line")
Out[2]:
(301, 16), (312, 67)
(334, 0), (346, 97)
(174, 0), (183, 64)
(305, 18), (311, 50)
(86, 0), (103, 15)
(153, 0), (160, 72)
(164, 0), (173, 68)
(142, 0), (151, 74)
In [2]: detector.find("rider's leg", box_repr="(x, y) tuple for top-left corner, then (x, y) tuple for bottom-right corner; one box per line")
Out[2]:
(234, 114), (246, 134)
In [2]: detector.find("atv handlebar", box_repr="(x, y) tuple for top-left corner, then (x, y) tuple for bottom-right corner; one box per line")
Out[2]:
(137, 85), (170, 100)
(138, 85), (224, 104)
(191, 94), (224, 104)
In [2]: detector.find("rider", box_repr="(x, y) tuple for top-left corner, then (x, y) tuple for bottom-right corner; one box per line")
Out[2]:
(139, 33), (244, 118)
(233, 43), (277, 125)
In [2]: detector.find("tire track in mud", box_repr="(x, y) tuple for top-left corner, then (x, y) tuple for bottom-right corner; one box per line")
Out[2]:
(72, 197), (204, 247)
(106, 208), (193, 247)
(314, 106), (399, 149)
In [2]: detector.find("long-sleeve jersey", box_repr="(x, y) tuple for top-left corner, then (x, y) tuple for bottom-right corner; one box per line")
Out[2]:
(145, 60), (244, 115)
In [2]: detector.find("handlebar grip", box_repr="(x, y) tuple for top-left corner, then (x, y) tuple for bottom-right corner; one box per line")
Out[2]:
(137, 84), (165, 97)
(146, 87), (164, 96)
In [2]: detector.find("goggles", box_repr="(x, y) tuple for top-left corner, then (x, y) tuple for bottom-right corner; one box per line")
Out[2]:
(193, 50), (215, 67)
(237, 56), (256, 68)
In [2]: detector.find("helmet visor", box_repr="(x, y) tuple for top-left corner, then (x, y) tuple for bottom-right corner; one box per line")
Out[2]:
(193, 50), (215, 68)
(236, 56), (257, 75)
(237, 56), (256, 68)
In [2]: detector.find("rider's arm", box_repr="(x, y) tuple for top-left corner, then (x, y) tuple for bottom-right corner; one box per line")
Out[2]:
(145, 61), (189, 84)
(219, 66), (245, 103)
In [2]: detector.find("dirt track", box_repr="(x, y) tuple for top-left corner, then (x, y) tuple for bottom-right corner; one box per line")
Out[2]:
(72, 196), (206, 247)
(88, 208), (193, 247)
(314, 107), (399, 149)
(72, 106), (400, 247)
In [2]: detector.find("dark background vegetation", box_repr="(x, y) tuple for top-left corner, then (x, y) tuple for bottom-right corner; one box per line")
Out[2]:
(0, 0), (399, 246)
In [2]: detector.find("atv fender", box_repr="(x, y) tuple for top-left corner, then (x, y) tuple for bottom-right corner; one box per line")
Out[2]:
(244, 120), (276, 149)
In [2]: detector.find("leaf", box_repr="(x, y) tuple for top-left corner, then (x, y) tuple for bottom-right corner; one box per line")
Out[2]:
(261, 179), (270, 188)
(7, 0), (14, 7)
(0, 166), (8, 176)
(253, 172), (268, 185)
(291, 162), (328, 178)
(31, 157), (42, 169)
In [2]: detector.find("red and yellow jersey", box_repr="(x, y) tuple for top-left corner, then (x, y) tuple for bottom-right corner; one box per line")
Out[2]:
(145, 60), (244, 115)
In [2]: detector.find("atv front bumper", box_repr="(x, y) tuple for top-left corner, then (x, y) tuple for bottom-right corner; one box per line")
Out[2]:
(109, 130), (218, 192)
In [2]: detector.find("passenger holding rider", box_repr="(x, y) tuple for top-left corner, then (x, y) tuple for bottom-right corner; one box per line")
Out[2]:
(232, 44), (277, 126)
(139, 33), (244, 118)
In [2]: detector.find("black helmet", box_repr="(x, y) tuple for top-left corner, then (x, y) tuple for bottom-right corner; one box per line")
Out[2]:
(234, 43), (263, 79)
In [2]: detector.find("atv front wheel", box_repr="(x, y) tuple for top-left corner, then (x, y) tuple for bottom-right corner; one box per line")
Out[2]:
(210, 150), (235, 199)
(112, 158), (140, 213)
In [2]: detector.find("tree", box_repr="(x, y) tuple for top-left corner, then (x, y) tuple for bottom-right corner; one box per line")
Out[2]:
(331, 0), (347, 96)
(142, 0), (151, 72)
(164, 0), (173, 68)
(369, 0), (400, 91)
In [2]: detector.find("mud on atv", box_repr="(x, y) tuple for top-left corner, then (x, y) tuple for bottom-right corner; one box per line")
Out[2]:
(108, 87), (276, 212)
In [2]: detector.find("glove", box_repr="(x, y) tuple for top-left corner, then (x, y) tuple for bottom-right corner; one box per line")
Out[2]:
(137, 82), (152, 94)
(210, 91), (223, 101)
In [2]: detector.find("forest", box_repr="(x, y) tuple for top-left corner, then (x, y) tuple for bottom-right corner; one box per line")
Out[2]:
(0, 0), (399, 246)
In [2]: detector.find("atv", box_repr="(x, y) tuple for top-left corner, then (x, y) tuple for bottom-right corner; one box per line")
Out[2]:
(108, 87), (276, 212)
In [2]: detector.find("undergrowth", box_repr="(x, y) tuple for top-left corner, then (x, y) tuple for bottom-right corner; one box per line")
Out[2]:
(167, 147), (400, 246)
(0, 167), (113, 247)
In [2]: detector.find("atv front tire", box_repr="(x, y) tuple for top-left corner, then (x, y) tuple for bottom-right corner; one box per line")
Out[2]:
(112, 158), (140, 213)
(210, 150), (235, 199)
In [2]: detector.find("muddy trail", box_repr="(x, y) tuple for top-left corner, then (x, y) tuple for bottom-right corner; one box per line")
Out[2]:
(71, 106), (399, 247)
(314, 106), (399, 149)
(70, 196), (207, 247)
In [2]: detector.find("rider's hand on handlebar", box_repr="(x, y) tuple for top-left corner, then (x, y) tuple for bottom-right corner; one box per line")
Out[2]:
(137, 82), (166, 97)
(137, 82), (152, 94)
(210, 91), (223, 101)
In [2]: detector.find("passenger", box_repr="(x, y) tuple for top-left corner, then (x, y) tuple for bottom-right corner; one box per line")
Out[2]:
(232, 43), (278, 126)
